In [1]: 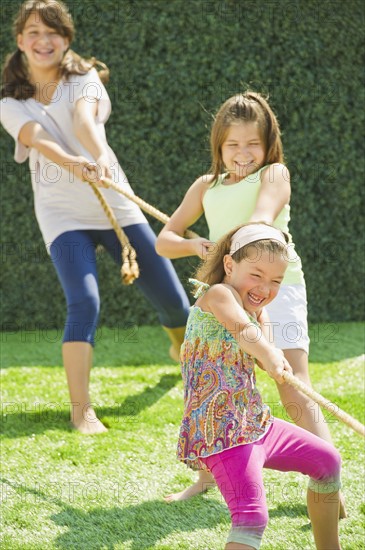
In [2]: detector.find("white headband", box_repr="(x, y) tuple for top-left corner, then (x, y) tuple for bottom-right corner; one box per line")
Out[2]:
(230, 224), (287, 255)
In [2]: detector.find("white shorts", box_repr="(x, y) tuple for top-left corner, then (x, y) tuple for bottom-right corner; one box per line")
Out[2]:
(264, 284), (310, 354)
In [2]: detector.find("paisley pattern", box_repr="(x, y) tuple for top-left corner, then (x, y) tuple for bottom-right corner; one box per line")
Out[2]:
(177, 305), (272, 471)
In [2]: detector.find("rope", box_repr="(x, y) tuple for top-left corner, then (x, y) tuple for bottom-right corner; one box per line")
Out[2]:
(86, 181), (364, 438)
(100, 177), (199, 239)
(282, 371), (365, 438)
(85, 180), (364, 437)
(86, 180), (139, 285)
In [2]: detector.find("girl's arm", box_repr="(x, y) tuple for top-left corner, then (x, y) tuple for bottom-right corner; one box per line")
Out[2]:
(255, 306), (284, 370)
(250, 163), (291, 224)
(155, 176), (213, 259)
(73, 97), (112, 181)
(201, 284), (291, 383)
(256, 307), (273, 344)
(18, 121), (98, 182)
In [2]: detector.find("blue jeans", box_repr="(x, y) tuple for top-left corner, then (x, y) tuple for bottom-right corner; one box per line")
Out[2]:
(50, 224), (190, 344)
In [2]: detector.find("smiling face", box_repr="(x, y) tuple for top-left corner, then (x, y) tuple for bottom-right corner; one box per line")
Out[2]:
(224, 246), (287, 314)
(17, 12), (69, 74)
(221, 122), (265, 182)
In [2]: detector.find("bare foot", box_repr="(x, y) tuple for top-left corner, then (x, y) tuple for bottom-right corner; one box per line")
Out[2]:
(164, 481), (208, 502)
(164, 472), (216, 503)
(72, 407), (108, 435)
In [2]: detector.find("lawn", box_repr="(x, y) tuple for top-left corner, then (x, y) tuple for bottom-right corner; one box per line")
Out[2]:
(1, 323), (364, 549)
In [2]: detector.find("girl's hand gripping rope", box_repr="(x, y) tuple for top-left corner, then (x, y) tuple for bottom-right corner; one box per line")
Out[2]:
(72, 157), (108, 187)
(260, 347), (293, 385)
(191, 238), (215, 260)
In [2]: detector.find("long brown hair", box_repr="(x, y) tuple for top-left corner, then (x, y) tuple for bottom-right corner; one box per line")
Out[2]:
(1, 0), (109, 100)
(195, 222), (289, 286)
(209, 91), (284, 184)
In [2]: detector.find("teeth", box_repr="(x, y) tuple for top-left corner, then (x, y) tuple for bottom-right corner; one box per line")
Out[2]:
(248, 293), (263, 304)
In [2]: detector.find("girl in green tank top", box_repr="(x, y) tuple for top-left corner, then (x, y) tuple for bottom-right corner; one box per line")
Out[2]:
(156, 91), (345, 516)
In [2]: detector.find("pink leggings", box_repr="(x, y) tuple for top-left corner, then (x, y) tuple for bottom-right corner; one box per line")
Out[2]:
(200, 418), (341, 549)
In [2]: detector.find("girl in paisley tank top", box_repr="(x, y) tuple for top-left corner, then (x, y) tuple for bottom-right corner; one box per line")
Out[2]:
(177, 223), (341, 550)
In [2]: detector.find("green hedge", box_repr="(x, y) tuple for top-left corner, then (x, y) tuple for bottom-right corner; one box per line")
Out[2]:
(1, 0), (364, 330)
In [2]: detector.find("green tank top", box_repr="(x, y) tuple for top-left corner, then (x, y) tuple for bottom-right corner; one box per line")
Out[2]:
(202, 166), (305, 285)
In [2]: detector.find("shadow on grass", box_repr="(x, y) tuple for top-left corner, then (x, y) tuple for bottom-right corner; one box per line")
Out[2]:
(1, 373), (180, 439)
(268, 502), (312, 533)
(269, 502), (309, 520)
(267, 503), (312, 536)
(1, 477), (314, 549)
(1, 477), (228, 550)
(51, 500), (227, 549)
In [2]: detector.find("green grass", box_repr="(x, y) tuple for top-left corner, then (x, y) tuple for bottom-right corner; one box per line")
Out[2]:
(1, 323), (364, 549)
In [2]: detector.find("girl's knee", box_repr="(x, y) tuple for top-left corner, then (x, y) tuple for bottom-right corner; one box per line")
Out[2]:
(68, 293), (100, 321)
(64, 293), (100, 343)
(308, 447), (342, 494)
(155, 291), (189, 327)
(162, 303), (189, 327)
(233, 509), (269, 530)
(324, 446), (342, 478)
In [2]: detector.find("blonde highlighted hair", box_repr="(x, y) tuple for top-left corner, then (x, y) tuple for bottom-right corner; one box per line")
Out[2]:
(210, 91), (284, 184)
(1, 0), (109, 100)
(195, 222), (289, 286)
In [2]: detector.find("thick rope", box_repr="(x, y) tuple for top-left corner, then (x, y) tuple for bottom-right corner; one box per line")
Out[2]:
(86, 180), (139, 285)
(100, 177), (199, 239)
(282, 371), (365, 438)
(87, 180), (364, 437)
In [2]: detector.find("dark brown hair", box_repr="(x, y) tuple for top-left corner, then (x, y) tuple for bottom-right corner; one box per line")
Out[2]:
(1, 0), (109, 100)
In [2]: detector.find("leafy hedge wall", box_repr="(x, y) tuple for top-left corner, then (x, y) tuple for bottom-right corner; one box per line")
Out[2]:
(1, 0), (364, 331)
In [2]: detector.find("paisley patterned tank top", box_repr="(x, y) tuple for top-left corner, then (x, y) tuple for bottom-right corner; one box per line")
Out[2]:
(177, 288), (273, 471)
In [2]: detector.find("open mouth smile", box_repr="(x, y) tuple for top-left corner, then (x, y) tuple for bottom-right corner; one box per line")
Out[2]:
(235, 161), (252, 168)
(247, 292), (265, 306)
(34, 48), (55, 56)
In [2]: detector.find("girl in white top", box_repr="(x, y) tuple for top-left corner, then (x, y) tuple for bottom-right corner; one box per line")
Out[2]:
(1, 0), (189, 434)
